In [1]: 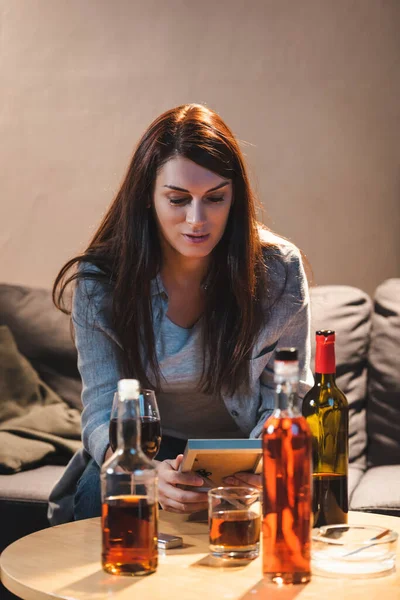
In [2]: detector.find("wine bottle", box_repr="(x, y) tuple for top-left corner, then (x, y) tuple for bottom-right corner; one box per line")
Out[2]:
(302, 330), (349, 528)
(101, 379), (158, 576)
(262, 348), (312, 585)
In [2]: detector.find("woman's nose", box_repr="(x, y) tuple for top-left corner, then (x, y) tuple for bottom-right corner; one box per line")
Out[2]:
(186, 199), (206, 226)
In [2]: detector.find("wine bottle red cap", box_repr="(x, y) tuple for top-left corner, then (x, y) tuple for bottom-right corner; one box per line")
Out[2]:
(315, 330), (336, 374)
(316, 330), (335, 342)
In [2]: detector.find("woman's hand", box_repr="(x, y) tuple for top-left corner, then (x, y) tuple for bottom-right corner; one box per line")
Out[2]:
(155, 454), (209, 513)
(223, 472), (262, 489)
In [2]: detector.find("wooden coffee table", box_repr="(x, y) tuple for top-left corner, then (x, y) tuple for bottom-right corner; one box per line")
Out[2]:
(1, 511), (399, 600)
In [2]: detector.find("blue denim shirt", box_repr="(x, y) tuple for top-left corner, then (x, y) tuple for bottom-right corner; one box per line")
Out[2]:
(48, 231), (312, 524)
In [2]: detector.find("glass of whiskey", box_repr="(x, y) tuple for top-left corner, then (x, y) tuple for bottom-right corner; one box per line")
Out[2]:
(208, 486), (261, 560)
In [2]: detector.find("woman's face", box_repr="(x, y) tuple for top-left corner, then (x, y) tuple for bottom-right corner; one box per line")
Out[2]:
(152, 156), (233, 263)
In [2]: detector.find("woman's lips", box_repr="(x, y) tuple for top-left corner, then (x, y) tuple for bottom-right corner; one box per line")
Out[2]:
(183, 233), (210, 244)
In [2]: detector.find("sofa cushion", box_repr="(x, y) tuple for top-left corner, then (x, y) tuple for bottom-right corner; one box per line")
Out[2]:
(0, 466), (65, 554)
(367, 279), (400, 467)
(349, 465), (400, 515)
(310, 285), (372, 469)
(0, 465), (65, 502)
(348, 464), (365, 501)
(0, 283), (81, 410)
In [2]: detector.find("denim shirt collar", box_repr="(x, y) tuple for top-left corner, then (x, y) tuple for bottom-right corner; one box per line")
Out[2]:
(150, 273), (168, 299)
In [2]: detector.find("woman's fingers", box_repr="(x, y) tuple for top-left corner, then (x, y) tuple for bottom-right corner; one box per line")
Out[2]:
(156, 454), (209, 513)
(158, 456), (204, 487)
(160, 482), (208, 504)
(159, 473), (208, 507)
(159, 498), (208, 513)
(223, 472), (262, 489)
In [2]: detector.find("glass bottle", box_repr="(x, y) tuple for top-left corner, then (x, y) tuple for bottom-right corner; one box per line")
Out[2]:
(101, 379), (158, 576)
(302, 330), (349, 528)
(262, 348), (312, 584)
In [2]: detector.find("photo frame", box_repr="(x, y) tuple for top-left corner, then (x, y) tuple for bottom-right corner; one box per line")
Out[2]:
(179, 439), (262, 491)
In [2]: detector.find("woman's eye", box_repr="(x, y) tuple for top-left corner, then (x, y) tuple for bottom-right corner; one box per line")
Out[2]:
(169, 197), (190, 205)
(168, 195), (224, 205)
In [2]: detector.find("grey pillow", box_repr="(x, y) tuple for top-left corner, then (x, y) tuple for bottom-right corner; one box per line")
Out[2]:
(350, 465), (400, 514)
(367, 279), (400, 467)
(0, 283), (81, 410)
(0, 325), (81, 473)
(310, 285), (372, 469)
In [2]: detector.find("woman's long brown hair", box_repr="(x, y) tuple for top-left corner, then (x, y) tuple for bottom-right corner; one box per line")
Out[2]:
(53, 104), (274, 396)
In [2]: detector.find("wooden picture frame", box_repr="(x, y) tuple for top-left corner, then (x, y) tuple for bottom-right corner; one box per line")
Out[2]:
(179, 439), (262, 490)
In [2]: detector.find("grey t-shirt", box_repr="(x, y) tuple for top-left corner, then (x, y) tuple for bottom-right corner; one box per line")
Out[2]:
(155, 311), (242, 439)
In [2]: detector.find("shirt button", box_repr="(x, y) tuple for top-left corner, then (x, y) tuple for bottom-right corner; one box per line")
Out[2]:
(231, 410), (239, 417)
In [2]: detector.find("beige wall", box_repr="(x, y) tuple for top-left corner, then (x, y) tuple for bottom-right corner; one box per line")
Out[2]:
(1, 0), (399, 296)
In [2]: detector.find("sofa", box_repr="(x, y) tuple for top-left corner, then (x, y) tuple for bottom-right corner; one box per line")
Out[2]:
(0, 278), (399, 557)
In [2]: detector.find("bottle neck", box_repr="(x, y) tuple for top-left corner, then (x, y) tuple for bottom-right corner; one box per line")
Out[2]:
(315, 339), (336, 375)
(275, 379), (300, 414)
(314, 372), (337, 386)
(117, 396), (141, 452)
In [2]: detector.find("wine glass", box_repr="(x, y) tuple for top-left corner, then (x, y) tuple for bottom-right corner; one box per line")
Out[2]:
(109, 388), (161, 459)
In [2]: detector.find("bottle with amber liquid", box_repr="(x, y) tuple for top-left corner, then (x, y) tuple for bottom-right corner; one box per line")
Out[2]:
(302, 330), (349, 528)
(262, 348), (312, 584)
(101, 379), (158, 576)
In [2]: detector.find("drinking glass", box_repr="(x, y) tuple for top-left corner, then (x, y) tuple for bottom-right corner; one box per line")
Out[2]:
(208, 487), (261, 559)
(109, 389), (161, 459)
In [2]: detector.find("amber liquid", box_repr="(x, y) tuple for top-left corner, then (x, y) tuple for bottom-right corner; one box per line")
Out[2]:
(109, 417), (161, 459)
(209, 510), (261, 550)
(313, 473), (348, 528)
(262, 415), (312, 584)
(102, 495), (158, 575)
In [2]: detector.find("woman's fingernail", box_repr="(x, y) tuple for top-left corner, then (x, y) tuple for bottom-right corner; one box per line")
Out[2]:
(224, 477), (235, 485)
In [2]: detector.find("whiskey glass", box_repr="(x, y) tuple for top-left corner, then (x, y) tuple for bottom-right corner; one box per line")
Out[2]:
(208, 486), (261, 559)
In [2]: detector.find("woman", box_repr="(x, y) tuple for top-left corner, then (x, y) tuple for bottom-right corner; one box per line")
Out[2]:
(48, 103), (312, 524)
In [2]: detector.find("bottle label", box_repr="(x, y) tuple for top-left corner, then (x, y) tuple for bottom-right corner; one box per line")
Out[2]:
(315, 332), (336, 374)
